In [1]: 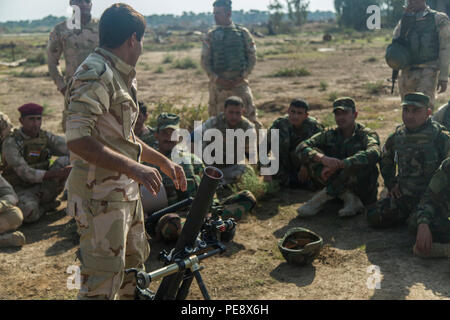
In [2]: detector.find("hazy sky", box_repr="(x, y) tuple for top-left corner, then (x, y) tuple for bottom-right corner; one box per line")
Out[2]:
(0, 0), (335, 22)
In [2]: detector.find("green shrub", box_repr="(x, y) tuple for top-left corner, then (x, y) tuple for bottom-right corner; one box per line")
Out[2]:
(269, 67), (310, 77)
(172, 57), (198, 70)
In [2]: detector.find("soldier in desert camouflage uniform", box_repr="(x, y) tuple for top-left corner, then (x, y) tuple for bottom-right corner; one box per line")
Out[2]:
(393, 0), (450, 108)
(192, 96), (256, 186)
(201, 0), (262, 128)
(263, 99), (325, 188)
(144, 113), (256, 242)
(0, 113), (25, 248)
(64, 4), (186, 300)
(296, 98), (381, 218)
(47, 0), (98, 96)
(367, 93), (450, 233)
(412, 157), (450, 258)
(1, 104), (70, 224)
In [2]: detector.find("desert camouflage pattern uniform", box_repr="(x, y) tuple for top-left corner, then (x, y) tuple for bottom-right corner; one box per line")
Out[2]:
(149, 149), (256, 241)
(410, 157), (450, 242)
(393, 6), (450, 108)
(367, 119), (450, 228)
(201, 23), (261, 127)
(65, 47), (149, 300)
(47, 19), (98, 131)
(296, 122), (381, 205)
(1, 128), (69, 223)
(267, 116), (324, 187)
(47, 19), (99, 93)
(195, 112), (256, 185)
(0, 114), (24, 246)
(432, 101), (450, 130)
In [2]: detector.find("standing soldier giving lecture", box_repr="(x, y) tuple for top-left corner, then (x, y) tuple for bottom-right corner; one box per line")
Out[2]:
(64, 4), (186, 300)
(391, 0), (450, 108)
(201, 0), (262, 128)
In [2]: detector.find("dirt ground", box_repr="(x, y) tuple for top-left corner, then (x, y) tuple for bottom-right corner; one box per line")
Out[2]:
(0, 23), (449, 300)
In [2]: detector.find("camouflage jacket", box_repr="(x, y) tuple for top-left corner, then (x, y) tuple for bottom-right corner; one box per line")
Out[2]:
(296, 122), (381, 171)
(268, 116), (324, 172)
(195, 113), (256, 168)
(415, 157), (450, 226)
(65, 47), (141, 201)
(0, 112), (13, 164)
(1, 128), (68, 185)
(201, 22), (256, 82)
(47, 19), (99, 92)
(380, 119), (450, 196)
(393, 6), (450, 81)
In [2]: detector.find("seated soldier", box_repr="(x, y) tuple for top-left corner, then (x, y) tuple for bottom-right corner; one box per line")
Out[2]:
(263, 99), (324, 188)
(192, 96), (257, 186)
(1, 103), (71, 223)
(0, 112), (25, 248)
(412, 157), (450, 259)
(432, 100), (450, 131)
(144, 113), (256, 242)
(367, 93), (450, 232)
(296, 97), (381, 218)
(134, 101), (157, 149)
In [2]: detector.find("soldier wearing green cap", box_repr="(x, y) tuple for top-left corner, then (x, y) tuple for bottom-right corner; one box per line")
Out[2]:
(145, 112), (257, 242)
(295, 97), (381, 218)
(367, 93), (450, 258)
(263, 99), (325, 188)
(391, 0), (450, 108)
(201, 0), (262, 128)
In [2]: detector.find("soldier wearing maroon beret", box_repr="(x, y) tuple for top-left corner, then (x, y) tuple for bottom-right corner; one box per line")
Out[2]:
(1, 103), (71, 223)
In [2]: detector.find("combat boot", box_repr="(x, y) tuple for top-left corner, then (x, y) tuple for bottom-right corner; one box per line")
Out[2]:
(338, 191), (366, 217)
(413, 243), (450, 259)
(297, 188), (333, 217)
(0, 231), (26, 248)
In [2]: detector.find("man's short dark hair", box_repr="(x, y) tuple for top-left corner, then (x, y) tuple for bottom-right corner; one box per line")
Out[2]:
(224, 96), (244, 109)
(290, 99), (309, 112)
(99, 3), (146, 49)
(213, 0), (232, 11)
(138, 101), (147, 116)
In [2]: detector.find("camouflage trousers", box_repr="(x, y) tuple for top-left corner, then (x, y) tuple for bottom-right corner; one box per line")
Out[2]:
(15, 156), (69, 223)
(157, 190), (257, 242)
(367, 196), (450, 243)
(209, 81), (262, 128)
(306, 161), (379, 205)
(399, 67), (439, 109)
(0, 175), (23, 235)
(68, 194), (150, 300)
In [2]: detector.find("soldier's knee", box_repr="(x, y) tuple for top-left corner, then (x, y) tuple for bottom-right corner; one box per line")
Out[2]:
(0, 204), (24, 233)
(21, 201), (41, 223)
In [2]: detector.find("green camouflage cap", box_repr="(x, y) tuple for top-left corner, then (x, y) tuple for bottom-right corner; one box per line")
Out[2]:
(157, 113), (180, 131)
(333, 97), (356, 112)
(401, 92), (430, 108)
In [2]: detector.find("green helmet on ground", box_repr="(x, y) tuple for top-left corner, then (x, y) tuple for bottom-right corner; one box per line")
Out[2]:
(385, 40), (412, 70)
(278, 227), (323, 266)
